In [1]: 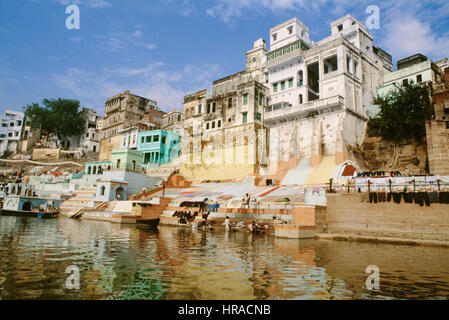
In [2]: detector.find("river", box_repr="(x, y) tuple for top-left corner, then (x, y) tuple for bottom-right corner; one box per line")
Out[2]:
(0, 216), (448, 300)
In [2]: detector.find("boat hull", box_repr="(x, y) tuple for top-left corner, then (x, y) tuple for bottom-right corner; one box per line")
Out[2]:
(0, 209), (59, 219)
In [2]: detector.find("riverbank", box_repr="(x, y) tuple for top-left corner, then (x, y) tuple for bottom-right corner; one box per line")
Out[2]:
(316, 232), (449, 248)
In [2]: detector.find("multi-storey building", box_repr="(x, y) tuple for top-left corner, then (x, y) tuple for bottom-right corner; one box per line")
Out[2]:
(260, 15), (393, 184)
(180, 14), (393, 184)
(377, 54), (440, 97)
(101, 90), (164, 140)
(162, 111), (183, 136)
(0, 110), (25, 155)
(180, 44), (270, 180)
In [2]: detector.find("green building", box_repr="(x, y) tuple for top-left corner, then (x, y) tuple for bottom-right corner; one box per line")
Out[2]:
(110, 149), (143, 172)
(137, 130), (181, 167)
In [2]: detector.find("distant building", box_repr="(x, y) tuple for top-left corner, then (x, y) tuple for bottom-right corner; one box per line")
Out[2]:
(162, 111), (183, 136)
(101, 90), (165, 140)
(377, 54), (440, 98)
(0, 110), (25, 155)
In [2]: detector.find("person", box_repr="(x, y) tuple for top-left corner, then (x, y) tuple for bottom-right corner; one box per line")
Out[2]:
(248, 221), (255, 233)
(224, 216), (231, 231)
(242, 193), (250, 208)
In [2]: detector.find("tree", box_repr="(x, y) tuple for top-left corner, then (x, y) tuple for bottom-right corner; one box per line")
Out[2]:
(367, 82), (431, 142)
(24, 98), (86, 140)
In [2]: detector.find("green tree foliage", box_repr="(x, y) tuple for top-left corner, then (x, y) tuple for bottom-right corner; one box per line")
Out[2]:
(24, 98), (85, 139)
(367, 82), (431, 142)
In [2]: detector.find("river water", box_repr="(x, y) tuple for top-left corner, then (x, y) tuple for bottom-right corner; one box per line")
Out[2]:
(0, 216), (448, 300)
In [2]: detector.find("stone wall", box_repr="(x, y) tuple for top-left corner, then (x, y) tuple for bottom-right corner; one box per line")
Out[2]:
(426, 120), (449, 175)
(327, 193), (449, 240)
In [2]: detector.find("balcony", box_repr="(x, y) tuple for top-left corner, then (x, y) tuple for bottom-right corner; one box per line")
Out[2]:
(264, 95), (345, 121)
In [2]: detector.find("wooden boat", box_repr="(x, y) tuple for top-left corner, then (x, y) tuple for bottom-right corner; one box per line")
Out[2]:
(0, 208), (60, 219)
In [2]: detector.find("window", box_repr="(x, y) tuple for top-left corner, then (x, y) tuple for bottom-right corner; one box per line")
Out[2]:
(281, 81), (286, 90)
(259, 94), (263, 106)
(123, 138), (127, 146)
(288, 78), (293, 88)
(272, 33), (277, 41)
(178, 114), (181, 121)
(265, 73), (269, 84)
(8, 133), (12, 137)
(288, 26), (293, 35)
(243, 93), (248, 105)
(273, 83), (278, 93)
(141, 137), (145, 144)
(87, 133), (90, 138)
(206, 123), (210, 130)
(324, 55), (338, 74)
(162, 136), (166, 144)
(212, 121), (215, 129)
(338, 24), (343, 32)
(256, 112), (262, 121)
(346, 56), (352, 74)
(403, 79), (409, 86)
(242, 112), (248, 124)
(354, 61), (359, 77)
(154, 135), (159, 142)
(207, 104), (211, 114)
(10, 122), (14, 127)
(146, 136), (151, 143)
(228, 98), (233, 108)
(2, 123), (6, 127)
(198, 104), (202, 114)
(218, 120), (222, 128)
(417, 74), (423, 83)
(16, 121), (22, 126)
(212, 102), (216, 113)
(299, 94), (303, 104)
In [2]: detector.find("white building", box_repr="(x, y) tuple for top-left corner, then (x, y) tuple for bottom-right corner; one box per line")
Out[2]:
(0, 110), (25, 155)
(377, 54), (441, 98)
(261, 15), (393, 184)
(120, 126), (140, 150)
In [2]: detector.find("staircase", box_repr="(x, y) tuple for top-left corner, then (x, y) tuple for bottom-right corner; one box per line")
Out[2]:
(138, 197), (172, 223)
(60, 187), (98, 216)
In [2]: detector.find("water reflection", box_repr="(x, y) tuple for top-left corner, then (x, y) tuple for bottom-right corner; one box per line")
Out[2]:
(0, 216), (448, 300)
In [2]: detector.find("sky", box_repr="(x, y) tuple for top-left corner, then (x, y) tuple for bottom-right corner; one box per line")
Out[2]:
(0, 0), (448, 116)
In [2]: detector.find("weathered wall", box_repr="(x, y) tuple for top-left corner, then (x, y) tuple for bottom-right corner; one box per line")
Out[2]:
(32, 148), (60, 161)
(327, 193), (449, 240)
(349, 136), (428, 175)
(99, 136), (121, 161)
(426, 120), (449, 176)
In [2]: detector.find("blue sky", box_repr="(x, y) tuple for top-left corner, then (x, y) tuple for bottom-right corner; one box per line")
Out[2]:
(1, 0), (448, 116)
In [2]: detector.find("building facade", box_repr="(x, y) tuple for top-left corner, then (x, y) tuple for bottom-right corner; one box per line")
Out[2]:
(162, 111), (184, 136)
(137, 130), (181, 167)
(101, 90), (164, 140)
(0, 110), (25, 155)
(427, 67), (449, 175)
(377, 54), (440, 98)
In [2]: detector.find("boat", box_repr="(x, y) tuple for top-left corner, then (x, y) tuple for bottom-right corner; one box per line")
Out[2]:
(1, 208), (60, 219)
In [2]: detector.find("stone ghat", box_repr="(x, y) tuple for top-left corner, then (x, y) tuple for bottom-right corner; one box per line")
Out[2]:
(159, 202), (327, 240)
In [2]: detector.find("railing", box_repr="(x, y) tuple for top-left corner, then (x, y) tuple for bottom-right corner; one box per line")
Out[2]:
(110, 163), (142, 173)
(264, 95), (344, 120)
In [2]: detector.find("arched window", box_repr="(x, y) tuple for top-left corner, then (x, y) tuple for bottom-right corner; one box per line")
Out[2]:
(93, 166), (97, 175)
(132, 160), (136, 171)
(87, 166), (91, 175)
(100, 186), (105, 196)
(117, 159), (121, 169)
